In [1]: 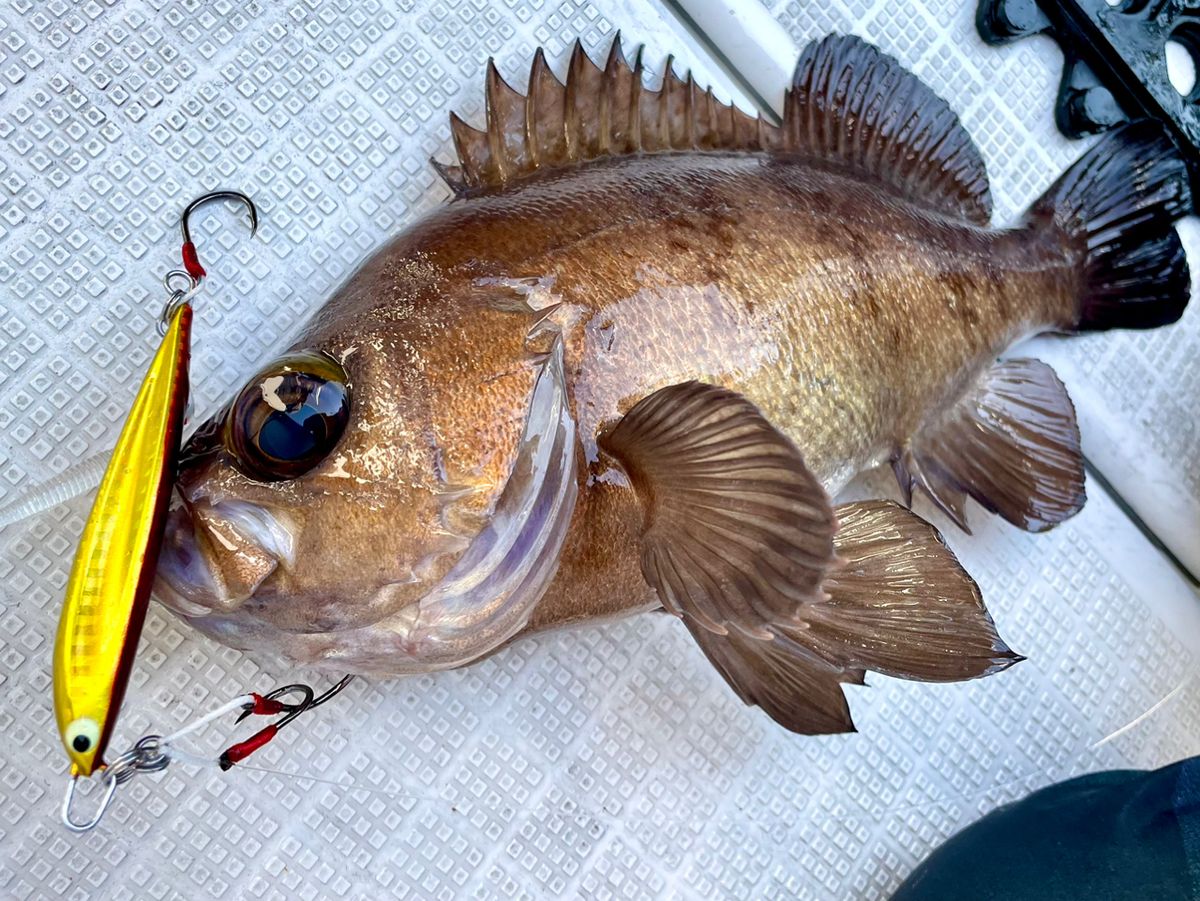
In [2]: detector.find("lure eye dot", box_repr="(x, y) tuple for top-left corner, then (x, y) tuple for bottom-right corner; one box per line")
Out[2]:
(65, 717), (100, 754)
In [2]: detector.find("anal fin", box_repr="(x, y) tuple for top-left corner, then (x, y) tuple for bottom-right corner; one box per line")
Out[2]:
(804, 501), (1021, 682)
(896, 358), (1085, 533)
(684, 618), (864, 735)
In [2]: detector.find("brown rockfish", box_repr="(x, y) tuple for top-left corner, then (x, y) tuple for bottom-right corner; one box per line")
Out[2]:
(154, 34), (1191, 733)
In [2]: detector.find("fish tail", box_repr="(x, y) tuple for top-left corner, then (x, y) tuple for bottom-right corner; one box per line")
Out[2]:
(1027, 119), (1192, 331)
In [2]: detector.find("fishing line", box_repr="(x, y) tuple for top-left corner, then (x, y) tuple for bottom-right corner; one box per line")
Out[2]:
(1091, 672), (1194, 749)
(808, 665), (1199, 827)
(162, 744), (449, 805)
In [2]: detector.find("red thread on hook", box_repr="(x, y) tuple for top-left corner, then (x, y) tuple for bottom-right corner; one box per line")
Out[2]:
(247, 693), (287, 716)
(219, 724), (278, 771)
(181, 242), (206, 280)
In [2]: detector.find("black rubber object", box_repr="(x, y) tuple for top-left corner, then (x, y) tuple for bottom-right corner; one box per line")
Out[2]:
(977, 0), (1200, 208)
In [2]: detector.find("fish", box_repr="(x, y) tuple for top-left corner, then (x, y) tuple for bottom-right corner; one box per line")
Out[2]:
(153, 34), (1192, 734)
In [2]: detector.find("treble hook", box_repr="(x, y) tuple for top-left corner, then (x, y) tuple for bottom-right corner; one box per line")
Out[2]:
(179, 190), (258, 282)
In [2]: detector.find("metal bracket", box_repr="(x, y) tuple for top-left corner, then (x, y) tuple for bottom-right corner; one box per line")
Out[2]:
(977, 0), (1200, 203)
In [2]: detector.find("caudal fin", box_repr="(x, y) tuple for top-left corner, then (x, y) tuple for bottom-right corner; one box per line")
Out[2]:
(1027, 119), (1192, 331)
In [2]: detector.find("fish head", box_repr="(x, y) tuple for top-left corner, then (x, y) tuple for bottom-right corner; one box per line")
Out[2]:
(155, 290), (574, 667)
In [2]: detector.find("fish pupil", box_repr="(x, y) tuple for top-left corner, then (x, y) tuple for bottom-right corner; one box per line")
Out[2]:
(259, 402), (330, 461)
(72, 734), (91, 752)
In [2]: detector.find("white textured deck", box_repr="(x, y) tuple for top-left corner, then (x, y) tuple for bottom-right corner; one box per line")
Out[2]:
(0, 1), (1196, 898)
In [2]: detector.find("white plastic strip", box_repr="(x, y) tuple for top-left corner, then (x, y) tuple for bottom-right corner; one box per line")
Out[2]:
(668, 0), (797, 114)
(0, 452), (109, 529)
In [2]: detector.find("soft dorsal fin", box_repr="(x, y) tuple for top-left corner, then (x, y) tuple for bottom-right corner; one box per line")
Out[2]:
(783, 34), (992, 224)
(435, 34), (780, 196)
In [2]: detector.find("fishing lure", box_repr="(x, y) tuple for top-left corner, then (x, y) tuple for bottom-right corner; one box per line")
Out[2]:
(55, 191), (351, 832)
(53, 299), (193, 782)
(54, 191), (269, 829)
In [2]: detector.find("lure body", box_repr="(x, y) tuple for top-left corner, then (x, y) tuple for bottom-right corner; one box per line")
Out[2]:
(53, 304), (192, 777)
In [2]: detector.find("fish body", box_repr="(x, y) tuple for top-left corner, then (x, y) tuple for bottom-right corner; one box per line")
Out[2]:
(354, 152), (1072, 480)
(155, 36), (1190, 732)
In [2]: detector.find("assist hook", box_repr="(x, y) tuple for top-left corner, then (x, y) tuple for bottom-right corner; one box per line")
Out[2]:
(221, 675), (355, 770)
(60, 674), (353, 832)
(159, 190), (259, 334)
(179, 190), (259, 282)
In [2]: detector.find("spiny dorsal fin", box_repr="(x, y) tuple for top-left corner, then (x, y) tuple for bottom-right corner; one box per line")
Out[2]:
(784, 34), (992, 225)
(436, 34), (778, 196)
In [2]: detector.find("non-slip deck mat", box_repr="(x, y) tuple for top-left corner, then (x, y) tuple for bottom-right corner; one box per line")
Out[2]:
(1, 2), (1197, 898)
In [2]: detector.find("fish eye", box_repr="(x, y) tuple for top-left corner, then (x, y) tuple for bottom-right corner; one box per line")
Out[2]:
(65, 717), (100, 755)
(225, 351), (352, 482)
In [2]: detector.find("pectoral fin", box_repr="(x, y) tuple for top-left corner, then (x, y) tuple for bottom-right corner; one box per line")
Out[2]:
(896, 358), (1085, 533)
(603, 383), (1020, 734)
(599, 381), (838, 640)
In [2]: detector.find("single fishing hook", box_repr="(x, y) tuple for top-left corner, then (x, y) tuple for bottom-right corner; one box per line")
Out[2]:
(234, 683), (314, 725)
(308, 674), (355, 710)
(233, 675), (354, 725)
(158, 189), (259, 335)
(179, 189), (259, 282)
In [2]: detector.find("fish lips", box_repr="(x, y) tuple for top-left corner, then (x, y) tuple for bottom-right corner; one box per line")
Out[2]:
(154, 493), (294, 617)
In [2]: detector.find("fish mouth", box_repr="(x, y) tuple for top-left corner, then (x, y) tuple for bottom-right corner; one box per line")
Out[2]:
(155, 494), (295, 617)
